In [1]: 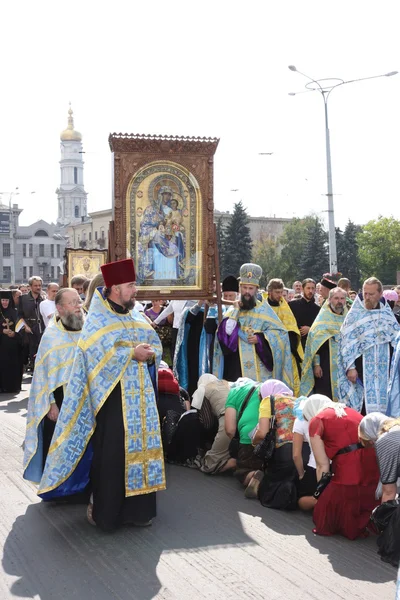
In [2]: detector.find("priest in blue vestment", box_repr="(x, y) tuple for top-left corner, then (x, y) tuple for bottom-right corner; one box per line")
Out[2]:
(38, 259), (165, 531)
(338, 277), (399, 415)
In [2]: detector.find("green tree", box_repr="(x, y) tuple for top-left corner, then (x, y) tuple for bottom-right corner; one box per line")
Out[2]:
(299, 217), (329, 281)
(252, 238), (282, 288)
(358, 216), (400, 284)
(278, 215), (321, 285)
(216, 217), (226, 279)
(223, 201), (252, 277)
(337, 220), (362, 289)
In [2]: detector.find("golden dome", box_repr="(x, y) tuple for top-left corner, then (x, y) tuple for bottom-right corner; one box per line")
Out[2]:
(60, 105), (82, 142)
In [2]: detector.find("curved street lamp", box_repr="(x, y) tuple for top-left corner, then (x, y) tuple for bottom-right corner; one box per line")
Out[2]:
(288, 65), (398, 274)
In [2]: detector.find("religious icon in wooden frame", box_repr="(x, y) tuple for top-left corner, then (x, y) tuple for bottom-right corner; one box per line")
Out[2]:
(108, 134), (219, 300)
(65, 249), (108, 285)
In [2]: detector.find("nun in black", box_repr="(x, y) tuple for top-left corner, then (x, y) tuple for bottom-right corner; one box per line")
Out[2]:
(0, 290), (23, 393)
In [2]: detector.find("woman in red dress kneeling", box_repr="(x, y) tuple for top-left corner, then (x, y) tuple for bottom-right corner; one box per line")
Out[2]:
(303, 395), (380, 540)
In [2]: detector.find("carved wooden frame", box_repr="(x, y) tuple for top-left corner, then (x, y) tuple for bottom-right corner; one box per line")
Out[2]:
(108, 133), (219, 300)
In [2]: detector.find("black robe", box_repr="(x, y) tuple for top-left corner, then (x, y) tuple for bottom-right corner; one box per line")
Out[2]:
(289, 297), (320, 349)
(90, 299), (156, 532)
(0, 305), (23, 393)
(314, 339), (333, 399)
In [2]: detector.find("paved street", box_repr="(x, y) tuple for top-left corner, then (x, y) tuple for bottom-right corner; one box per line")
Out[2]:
(0, 378), (397, 600)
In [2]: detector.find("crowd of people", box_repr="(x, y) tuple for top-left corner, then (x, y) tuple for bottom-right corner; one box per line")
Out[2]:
(5, 259), (400, 570)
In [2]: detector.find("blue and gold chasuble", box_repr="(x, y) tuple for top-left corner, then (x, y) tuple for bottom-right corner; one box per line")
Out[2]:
(213, 300), (294, 389)
(174, 304), (221, 390)
(38, 290), (165, 499)
(338, 296), (399, 414)
(23, 318), (81, 483)
(261, 294), (304, 396)
(300, 304), (346, 401)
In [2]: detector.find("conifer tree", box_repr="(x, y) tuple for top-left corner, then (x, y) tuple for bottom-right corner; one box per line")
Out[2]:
(339, 220), (362, 289)
(223, 201), (252, 278)
(299, 217), (329, 281)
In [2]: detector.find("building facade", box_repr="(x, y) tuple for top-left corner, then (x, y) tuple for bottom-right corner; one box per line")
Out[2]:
(0, 107), (89, 285)
(214, 210), (291, 247)
(66, 209), (112, 250)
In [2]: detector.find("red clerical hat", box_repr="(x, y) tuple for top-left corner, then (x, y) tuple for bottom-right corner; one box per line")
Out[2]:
(101, 259), (136, 288)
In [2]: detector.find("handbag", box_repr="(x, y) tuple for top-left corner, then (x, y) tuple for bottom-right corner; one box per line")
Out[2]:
(228, 386), (256, 458)
(371, 499), (400, 533)
(161, 409), (182, 451)
(253, 395), (276, 462)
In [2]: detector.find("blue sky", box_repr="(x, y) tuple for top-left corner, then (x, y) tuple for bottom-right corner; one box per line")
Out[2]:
(1, 0), (398, 230)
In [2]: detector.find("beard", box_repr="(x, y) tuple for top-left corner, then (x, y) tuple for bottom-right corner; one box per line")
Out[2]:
(331, 303), (344, 314)
(61, 311), (84, 331)
(240, 293), (257, 311)
(122, 298), (135, 311)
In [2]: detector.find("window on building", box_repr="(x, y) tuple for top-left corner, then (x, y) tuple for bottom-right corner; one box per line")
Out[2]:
(95, 231), (98, 240)
(34, 229), (49, 237)
(29, 266), (33, 277)
(75, 206), (80, 218)
(39, 244), (45, 257)
(51, 244), (54, 258)
(51, 266), (55, 279)
(82, 230), (86, 241)
(3, 266), (11, 281)
(101, 229), (105, 239)
(57, 266), (61, 278)
(29, 244), (33, 258)
(3, 243), (10, 257)
(57, 244), (61, 258)
(23, 244), (27, 257)
(89, 232), (92, 241)
(23, 267), (27, 280)
(74, 167), (78, 184)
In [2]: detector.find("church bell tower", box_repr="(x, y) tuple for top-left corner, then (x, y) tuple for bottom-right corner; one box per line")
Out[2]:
(56, 105), (88, 226)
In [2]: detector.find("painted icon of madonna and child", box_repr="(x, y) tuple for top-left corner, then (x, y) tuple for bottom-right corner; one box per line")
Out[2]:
(137, 185), (186, 283)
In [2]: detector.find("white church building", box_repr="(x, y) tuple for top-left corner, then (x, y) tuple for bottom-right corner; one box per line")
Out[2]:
(0, 107), (91, 285)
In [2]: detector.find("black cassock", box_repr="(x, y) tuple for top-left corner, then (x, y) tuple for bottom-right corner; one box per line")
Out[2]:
(289, 297), (320, 349)
(0, 307), (23, 393)
(90, 382), (156, 531)
(313, 340), (333, 399)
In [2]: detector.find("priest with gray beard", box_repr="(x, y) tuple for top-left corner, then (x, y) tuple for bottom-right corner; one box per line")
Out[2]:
(23, 288), (85, 483)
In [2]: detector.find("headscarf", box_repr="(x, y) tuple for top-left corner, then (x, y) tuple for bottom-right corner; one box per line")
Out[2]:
(191, 374), (218, 409)
(260, 379), (293, 399)
(293, 396), (309, 420)
(302, 394), (347, 421)
(359, 412), (389, 442)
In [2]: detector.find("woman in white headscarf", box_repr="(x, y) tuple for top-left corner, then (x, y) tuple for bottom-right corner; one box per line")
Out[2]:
(303, 394), (380, 540)
(359, 413), (400, 567)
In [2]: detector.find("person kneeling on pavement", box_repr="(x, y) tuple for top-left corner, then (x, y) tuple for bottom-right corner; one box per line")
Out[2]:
(225, 378), (264, 498)
(191, 374), (237, 475)
(251, 380), (298, 509)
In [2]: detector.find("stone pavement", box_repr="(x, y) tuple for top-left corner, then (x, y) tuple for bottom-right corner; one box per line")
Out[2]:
(0, 378), (396, 599)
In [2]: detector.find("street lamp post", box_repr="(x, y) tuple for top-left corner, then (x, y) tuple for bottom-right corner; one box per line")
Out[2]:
(288, 66), (398, 274)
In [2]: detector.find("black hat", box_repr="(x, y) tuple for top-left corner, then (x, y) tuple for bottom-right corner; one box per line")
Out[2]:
(0, 290), (13, 300)
(320, 276), (336, 290)
(222, 275), (239, 293)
